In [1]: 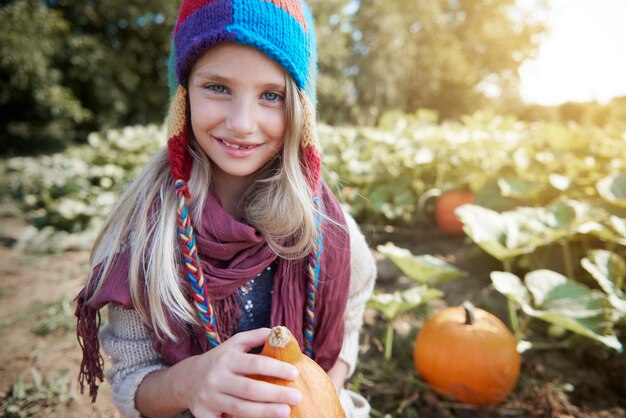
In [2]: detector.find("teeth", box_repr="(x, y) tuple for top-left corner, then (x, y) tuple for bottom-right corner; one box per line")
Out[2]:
(221, 139), (253, 149)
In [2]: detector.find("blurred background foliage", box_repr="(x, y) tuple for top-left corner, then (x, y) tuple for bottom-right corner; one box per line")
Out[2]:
(2, 0), (626, 154)
(1, 0), (178, 153)
(0, 0), (559, 153)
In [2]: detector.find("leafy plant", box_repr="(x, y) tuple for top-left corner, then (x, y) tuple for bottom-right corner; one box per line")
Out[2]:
(377, 242), (467, 286)
(491, 269), (621, 352)
(581, 250), (626, 322)
(457, 199), (626, 331)
(367, 243), (466, 361)
(0, 298), (75, 336)
(1, 368), (73, 418)
(367, 287), (443, 362)
(1, 125), (165, 252)
(30, 298), (75, 336)
(597, 172), (626, 209)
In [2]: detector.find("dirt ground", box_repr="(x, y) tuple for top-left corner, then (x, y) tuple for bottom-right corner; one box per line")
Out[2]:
(1, 207), (626, 417)
(0, 210), (119, 417)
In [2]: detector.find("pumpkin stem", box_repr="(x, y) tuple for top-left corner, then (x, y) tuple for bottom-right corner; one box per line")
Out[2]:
(268, 326), (292, 348)
(462, 301), (475, 325)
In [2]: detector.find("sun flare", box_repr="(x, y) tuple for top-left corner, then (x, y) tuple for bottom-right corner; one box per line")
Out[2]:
(519, 0), (626, 105)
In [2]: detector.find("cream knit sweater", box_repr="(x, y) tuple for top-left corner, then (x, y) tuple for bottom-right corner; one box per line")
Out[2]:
(99, 212), (376, 417)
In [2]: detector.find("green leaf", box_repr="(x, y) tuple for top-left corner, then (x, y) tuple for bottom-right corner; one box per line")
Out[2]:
(497, 176), (546, 199)
(377, 242), (467, 285)
(455, 205), (541, 260)
(581, 216), (626, 246)
(597, 172), (626, 209)
(607, 216), (626, 245)
(525, 270), (606, 318)
(549, 173), (572, 191)
(491, 271), (530, 302)
(542, 201), (577, 230)
(581, 250), (626, 319)
(366, 287), (444, 320)
(490, 270), (622, 351)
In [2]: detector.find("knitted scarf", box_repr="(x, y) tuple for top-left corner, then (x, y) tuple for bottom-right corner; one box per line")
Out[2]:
(75, 182), (350, 402)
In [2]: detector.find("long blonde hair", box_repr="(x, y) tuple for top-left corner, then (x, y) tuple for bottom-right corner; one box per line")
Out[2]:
(86, 75), (318, 340)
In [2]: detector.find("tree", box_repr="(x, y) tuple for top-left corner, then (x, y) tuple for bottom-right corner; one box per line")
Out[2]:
(0, 1), (88, 152)
(310, 0), (355, 124)
(0, 0), (178, 154)
(351, 0), (548, 122)
(55, 0), (178, 128)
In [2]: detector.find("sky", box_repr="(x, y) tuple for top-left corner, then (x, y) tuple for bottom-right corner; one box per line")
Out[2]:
(518, 0), (626, 105)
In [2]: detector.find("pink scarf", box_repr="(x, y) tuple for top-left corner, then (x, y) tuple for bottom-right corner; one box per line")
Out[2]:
(75, 182), (351, 401)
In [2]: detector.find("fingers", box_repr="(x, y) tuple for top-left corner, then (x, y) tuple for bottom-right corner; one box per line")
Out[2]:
(223, 375), (301, 405)
(190, 329), (303, 417)
(227, 327), (272, 352)
(217, 393), (293, 418)
(228, 351), (298, 381)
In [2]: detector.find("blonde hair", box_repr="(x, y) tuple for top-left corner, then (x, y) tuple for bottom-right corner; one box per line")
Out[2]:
(85, 75), (319, 340)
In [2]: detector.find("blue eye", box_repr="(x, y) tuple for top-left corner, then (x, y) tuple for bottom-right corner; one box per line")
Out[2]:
(263, 92), (283, 102)
(206, 84), (227, 93)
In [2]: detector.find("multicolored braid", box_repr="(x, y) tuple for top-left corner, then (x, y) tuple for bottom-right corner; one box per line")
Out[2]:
(166, 0), (323, 356)
(304, 197), (323, 356)
(167, 86), (222, 346)
(175, 180), (221, 347)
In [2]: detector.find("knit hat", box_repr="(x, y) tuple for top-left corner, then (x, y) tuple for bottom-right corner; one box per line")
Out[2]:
(165, 0), (323, 355)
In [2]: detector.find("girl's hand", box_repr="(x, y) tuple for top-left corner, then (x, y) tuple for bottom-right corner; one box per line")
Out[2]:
(174, 327), (301, 418)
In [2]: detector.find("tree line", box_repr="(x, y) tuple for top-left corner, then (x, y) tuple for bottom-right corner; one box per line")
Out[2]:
(1, 0), (549, 154)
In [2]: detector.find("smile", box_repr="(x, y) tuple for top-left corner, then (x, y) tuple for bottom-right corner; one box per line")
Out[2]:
(218, 138), (258, 149)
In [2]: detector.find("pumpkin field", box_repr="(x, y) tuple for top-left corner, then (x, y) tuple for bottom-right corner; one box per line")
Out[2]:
(1, 111), (626, 417)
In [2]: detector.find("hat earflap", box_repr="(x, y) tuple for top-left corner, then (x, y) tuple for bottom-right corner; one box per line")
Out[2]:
(299, 93), (322, 192)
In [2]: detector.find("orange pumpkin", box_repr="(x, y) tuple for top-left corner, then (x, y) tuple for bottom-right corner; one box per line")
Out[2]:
(435, 191), (474, 234)
(414, 302), (520, 405)
(224, 326), (345, 418)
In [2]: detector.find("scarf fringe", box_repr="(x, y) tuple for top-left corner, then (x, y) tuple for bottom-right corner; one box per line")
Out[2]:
(214, 292), (243, 341)
(75, 296), (104, 402)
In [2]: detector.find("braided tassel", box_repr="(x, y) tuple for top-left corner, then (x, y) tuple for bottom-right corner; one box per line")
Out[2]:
(304, 197), (323, 357)
(175, 180), (221, 347)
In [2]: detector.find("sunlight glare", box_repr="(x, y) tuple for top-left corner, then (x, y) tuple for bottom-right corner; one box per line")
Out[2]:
(519, 0), (626, 105)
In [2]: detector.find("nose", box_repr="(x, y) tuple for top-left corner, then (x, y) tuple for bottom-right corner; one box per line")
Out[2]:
(226, 96), (256, 137)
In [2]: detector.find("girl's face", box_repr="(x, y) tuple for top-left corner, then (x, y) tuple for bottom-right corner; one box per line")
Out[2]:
(188, 43), (287, 189)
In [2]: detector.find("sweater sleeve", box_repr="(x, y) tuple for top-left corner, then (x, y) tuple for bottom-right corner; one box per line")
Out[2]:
(100, 303), (169, 418)
(338, 212), (377, 377)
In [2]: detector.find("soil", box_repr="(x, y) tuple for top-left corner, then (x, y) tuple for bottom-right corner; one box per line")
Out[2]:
(1, 207), (625, 417)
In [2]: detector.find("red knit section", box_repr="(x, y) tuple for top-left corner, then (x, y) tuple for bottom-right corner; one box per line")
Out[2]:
(168, 125), (193, 182)
(301, 145), (321, 191)
(174, 0), (220, 33)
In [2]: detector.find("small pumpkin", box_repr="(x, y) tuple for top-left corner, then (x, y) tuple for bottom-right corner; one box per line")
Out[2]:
(414, 302), (520, 405)
(224, 326), (345, 418)
(435, 191), (474, 234)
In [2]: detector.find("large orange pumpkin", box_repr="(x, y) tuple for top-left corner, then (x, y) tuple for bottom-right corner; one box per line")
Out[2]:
(224, 326), (345, 418)
(414, 302), (520, 405)
(435, 191), (474, 234)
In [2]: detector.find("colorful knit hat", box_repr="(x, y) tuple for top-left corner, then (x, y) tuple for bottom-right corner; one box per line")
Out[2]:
(166, 0), (323, 356)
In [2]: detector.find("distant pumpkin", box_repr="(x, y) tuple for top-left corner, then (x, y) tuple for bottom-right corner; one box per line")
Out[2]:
(414, 302), (520, 405)
(435, 191), (474, 234)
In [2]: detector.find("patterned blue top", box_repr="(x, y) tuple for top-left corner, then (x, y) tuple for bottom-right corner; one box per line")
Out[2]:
(235, 262), (276, 335)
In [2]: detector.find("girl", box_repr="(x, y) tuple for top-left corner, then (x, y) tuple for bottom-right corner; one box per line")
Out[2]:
(76, 1), (376, 417)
